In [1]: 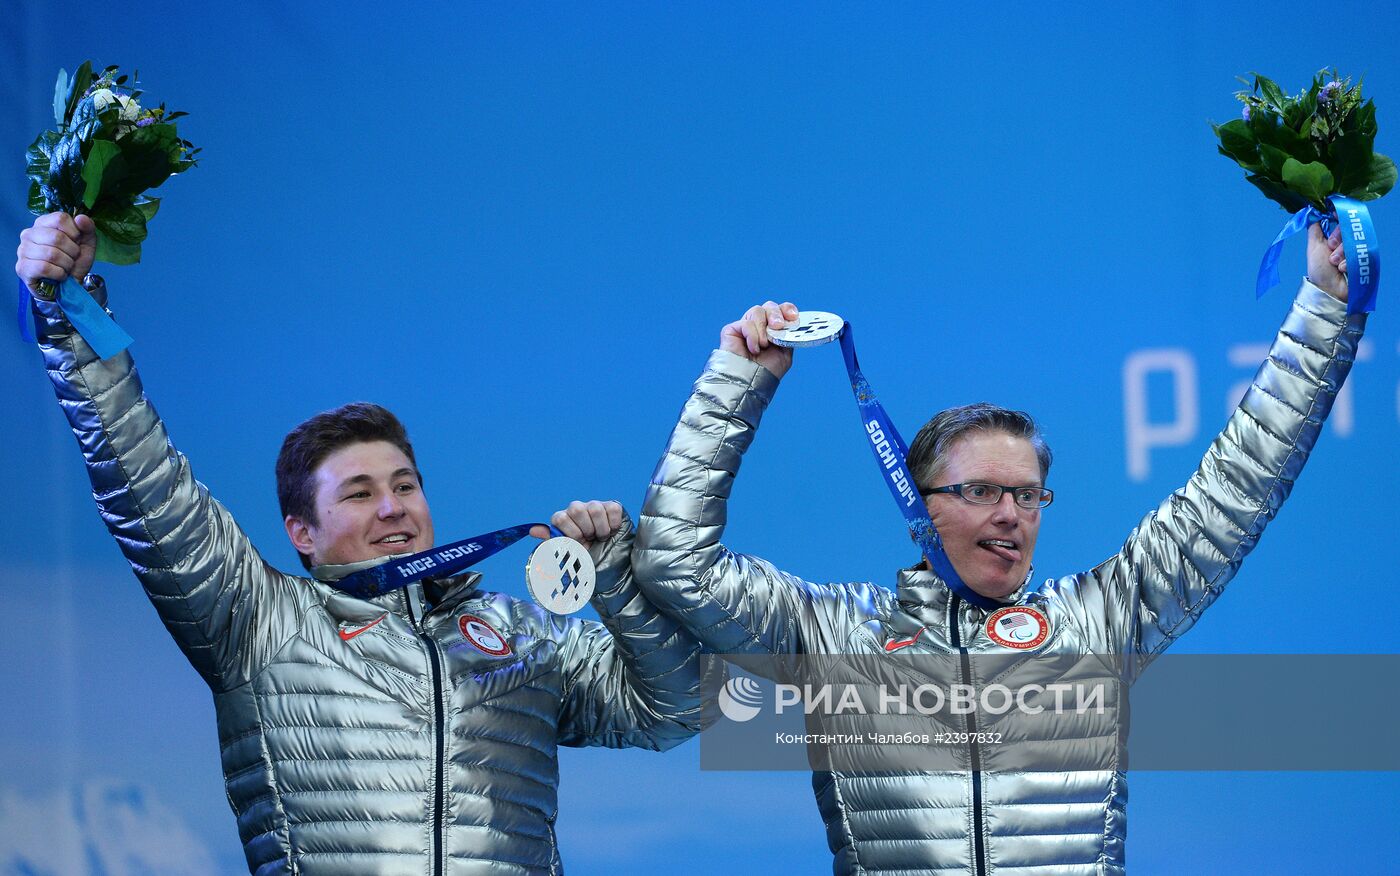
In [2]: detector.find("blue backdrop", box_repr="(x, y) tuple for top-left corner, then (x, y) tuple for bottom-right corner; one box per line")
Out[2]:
(3, 2), (1397, 873)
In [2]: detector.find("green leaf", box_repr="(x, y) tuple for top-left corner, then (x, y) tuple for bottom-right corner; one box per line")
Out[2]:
(1355, 100), (1377, 137)
(1251, 112), (1314, 160)
(1360, 153), (1397, 200)
(91, 204), (150, 265)
(1331, 132), (1375, 194)
(47, 133), (86, 212)
(1215, 118), (1259, 166)
(63, 60), (93, 126)
(133, 197), (161, 221)
(69, 95), (100, 141)
(53, 68), (69, 126)
(94, 234), (143, 266)
(1217, 150), (1261, 173)
(1258, 143), (1291, 177)
(1299, 86), (1317, 119)
(1255, 73), (1286, 112)
(96, 207), (148, 245)
(28, 181), (48, 216)
(113, 124), (180, 193)
(79, 140), (121, 209)
(25, 130), (61, 185)
(1282, 158), (1335, 209)
(1245, 173), (1313, 213)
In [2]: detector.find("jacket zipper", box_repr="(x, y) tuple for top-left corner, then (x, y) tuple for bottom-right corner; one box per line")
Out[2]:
(949, 594), (988, 876)
(407, 590), (448, 876)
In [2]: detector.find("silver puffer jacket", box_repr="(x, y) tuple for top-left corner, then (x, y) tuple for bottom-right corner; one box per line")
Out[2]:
(636, 280), (1363, 875)
(34, 284), (721, 876)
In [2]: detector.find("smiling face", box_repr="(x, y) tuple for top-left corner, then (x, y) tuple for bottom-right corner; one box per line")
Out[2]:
(924, 430), (1043, 600)
(284, 440), (435, 567)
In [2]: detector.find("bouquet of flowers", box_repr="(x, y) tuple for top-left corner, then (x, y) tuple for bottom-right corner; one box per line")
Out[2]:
(1214, 69), (1393, 213)
(27, 61), (199, 267)
(20, 61), (199, 357)
(1213, 69), (1388, 314)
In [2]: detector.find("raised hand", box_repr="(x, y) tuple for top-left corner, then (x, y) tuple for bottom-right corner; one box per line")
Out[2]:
(720, 299), (799, 379)
(15, 213), (96, 296)
(1306, 222), (1347, 302)
(530, 500), (626, 548)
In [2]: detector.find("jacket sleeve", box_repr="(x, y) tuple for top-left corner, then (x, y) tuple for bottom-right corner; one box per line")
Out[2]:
(555, 512), (724, 750)
(633, 350), (879, 656)
(1059, 280), (1364, 673)
(34, 283), (308, 690)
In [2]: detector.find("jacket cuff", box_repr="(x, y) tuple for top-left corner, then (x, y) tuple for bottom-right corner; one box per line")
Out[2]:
(32, 275), (110, 344)
(1297, 276), (1366, 332)
(699, 349), (781, 429)
(589, 511), (635, 602)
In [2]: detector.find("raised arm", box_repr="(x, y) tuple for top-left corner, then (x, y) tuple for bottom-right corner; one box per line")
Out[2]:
(540, 502), (723, 750)
(1065, 225), (1364, 670)
(17, 213), (304, 690)
(633, 303), (883, 656)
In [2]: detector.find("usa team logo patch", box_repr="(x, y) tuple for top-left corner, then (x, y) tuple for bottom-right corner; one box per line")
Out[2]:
(458, 614), (511, 657)
(986, 606), (1050, 650)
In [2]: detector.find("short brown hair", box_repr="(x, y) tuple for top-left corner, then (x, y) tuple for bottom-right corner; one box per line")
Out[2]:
(276, 402), (421, 568)
(906, 402), (1052, 490)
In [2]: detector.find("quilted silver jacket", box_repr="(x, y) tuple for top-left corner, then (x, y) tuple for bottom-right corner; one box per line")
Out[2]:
(635, 280), (1363, 875)
(34, 284), (720, 876)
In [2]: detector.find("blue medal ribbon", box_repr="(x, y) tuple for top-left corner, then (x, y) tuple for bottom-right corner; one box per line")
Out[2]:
(331, 523), (563, 600)
(15, 276), (134, 359)
(16, 277), (36, 344)
(1255, 205), (1318, 301)
(1331, 195), (1380, 315)
(1255, 196), (1380, 316)
(835, 325), (1006, 611)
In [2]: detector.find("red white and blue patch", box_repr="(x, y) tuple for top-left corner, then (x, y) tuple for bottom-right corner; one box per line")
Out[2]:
(458, 614), (512, 657)
(986, 606), (1050, 650)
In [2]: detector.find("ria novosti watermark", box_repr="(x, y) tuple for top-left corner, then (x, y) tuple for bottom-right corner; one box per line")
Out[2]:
(700, 654), (1400, 772)
(723, 679), (1107, 721)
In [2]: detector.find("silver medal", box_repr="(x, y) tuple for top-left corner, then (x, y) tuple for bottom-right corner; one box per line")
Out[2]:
(768, 310), (846, 348)
(526, 536), (596, 615)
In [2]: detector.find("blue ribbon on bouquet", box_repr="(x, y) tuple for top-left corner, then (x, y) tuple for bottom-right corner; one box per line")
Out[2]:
(15, 276), (134, 359)
(1255, 194), (1380, 315)
(331, 523), (566, 600)
(834, 325), (1008, 611)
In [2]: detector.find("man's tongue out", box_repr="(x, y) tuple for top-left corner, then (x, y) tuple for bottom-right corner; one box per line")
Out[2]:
(978, 539), (1020, 563)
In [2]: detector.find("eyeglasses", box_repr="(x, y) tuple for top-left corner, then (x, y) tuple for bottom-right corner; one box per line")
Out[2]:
(919, 482), (1054, 510)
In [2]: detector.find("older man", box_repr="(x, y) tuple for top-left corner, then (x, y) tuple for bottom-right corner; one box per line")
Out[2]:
(16, 212), (720, 876)
(633, 225), (1361, 875)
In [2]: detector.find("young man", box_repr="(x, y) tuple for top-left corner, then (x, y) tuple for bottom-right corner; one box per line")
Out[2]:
(632, 225), (1361, 874)
(16, 212), (720, 875)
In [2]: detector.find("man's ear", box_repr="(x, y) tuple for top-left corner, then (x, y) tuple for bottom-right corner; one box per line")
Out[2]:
(285, 515), (316, 558)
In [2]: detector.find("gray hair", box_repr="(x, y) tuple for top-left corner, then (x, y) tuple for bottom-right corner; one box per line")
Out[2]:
(906, 402), (1052, 489)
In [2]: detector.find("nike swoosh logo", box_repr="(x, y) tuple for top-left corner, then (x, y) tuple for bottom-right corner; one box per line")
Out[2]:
(339, 614), (388, 642)
(883, 628), (924, 652)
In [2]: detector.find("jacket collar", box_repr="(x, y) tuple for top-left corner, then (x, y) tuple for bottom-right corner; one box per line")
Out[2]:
(895, 562), (1031, 621)
(310, 553), (409, 583)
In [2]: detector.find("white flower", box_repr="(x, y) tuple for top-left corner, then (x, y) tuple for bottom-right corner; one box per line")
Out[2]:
(90, 88), (142, 121)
